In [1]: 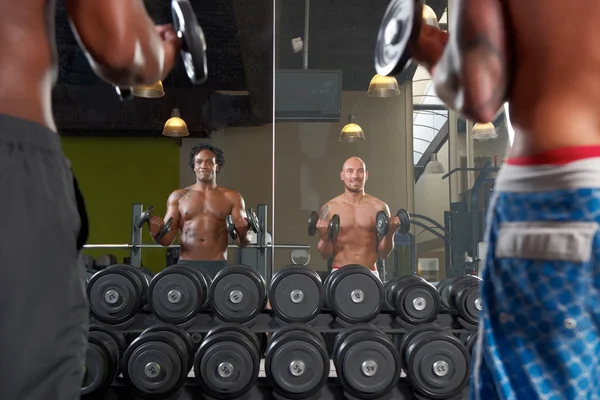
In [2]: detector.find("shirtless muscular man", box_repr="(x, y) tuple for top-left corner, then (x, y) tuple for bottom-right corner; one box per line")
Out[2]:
(0, 1), (181, 399)
(404, 0), (600, 398)
(316, 157), (400, 278)
(148, 143), (251, 279)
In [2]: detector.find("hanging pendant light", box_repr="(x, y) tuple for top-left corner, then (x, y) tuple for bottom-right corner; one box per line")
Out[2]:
(133, 81), (165, 98)
(339, 114), (365, 142)
(422, 4), (439, 28)
(472, 122), (498, 140)
(367, 74), (400, 98)
(162, 108), (189, 137)
(423, 153), (445, 174)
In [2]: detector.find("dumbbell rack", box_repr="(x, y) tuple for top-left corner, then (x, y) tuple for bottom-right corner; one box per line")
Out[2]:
(88, 309), (473, 400)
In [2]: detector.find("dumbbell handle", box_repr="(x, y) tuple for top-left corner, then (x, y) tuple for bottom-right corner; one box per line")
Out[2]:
(116, 86), (134, 102)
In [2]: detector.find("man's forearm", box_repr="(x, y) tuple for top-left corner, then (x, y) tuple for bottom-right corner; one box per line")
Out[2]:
(317, 237), (334, 260)
(235, 230), (251, 248)
(378, 232), (395, 259)
(152, 229), (176, 247)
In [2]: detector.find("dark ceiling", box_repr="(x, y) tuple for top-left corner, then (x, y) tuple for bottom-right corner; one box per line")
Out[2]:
(54, 0), (447, 138)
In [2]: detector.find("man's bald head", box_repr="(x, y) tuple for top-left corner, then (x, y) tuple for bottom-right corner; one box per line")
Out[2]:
(340, 156), (368, 193)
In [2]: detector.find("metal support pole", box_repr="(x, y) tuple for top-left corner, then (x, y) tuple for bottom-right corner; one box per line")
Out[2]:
(256, 204), (270, 283)
(303, 0), (310, 69)
(466, 120), (475, 190)
(130, 204), (143, 268)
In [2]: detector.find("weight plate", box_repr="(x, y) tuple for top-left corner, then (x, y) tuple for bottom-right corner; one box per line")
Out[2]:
(406, 331), (470, 399)
(465, 332), (478, 355)
(436, 278), (455, 309)
(397, 208), (411, 234)
(209, 264), (267, 323)
(266, 329), (329, 398)
(384, 278), (398, 310)
(122, 331), (189, 399)
(328, 265), (384, 323)
(204, 324), (262, 353)
(157, 217), (173, 240)
(322, 269), (336, 309)
(307, 211), (319, 236)
(398, 323), (445, 368)
(148, 265), (207, 324)
(268, 324), (326, 350)
(329, 214), (341, 240)
(375, 210), (390, 237)
(332, 324), (382, 364)
(393, 275), (440, 324)
(226, 215), (238, 240)
(81, 330), (121, 395)
(137, 205), (154, 228)
(458, 284), (481, 325)
(143, 324), (194, 370)
(87, 264), (146, 324)
(171, 0), (208, 85)
(336, 329), (401, 399)
(374, 0), (421, 76)
(269, 265), (324, 323)
(194, 329), (260, 399)
(247, 208), (260, 233)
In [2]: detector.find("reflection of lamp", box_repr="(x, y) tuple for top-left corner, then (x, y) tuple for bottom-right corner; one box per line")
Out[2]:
(422, 4), (439, 28)
(367, 74), (400, 97)
(424, 153), (444, 174)
(162, 108), (189, 137)
(339, 114), (365, 142)
(133, 81), (165, 98)
(472, 122), (498, 140)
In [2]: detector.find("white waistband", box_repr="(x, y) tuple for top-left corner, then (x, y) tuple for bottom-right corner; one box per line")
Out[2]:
(495, 157), (600, 192)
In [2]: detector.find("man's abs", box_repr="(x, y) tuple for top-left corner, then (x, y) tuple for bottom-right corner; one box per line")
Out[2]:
(179, 216), (229, 261)
(505, 0), (600, 158)
(0, 0), (58, 131)
(333, 232), (378, 270)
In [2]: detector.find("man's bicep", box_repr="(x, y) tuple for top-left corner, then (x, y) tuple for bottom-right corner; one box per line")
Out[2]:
(164, 191), (181, 223)
(319, 203), (331, 220)
(434, 0), (510, 122)
(230, 192), (248, 219)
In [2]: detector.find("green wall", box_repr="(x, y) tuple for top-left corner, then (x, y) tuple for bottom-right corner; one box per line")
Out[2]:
(61, 137), (180, 273)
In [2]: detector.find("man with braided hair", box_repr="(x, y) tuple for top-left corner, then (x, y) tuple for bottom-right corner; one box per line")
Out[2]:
(149, 143), (251, 278)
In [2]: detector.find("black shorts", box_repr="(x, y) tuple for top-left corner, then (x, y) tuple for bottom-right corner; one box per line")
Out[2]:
(0, 115), (89, 400)
(177, 259), (227, 280)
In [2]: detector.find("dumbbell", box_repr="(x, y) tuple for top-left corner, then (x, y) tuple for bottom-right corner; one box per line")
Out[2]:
(437, 275), (482, 325)
(456, 331), (479, 355)
(87, 264), (150, 324)
(398, 324), (470, 399)
(333, 325), (401, 400)
(226, 208), (261, 240)
(208, 264), (267, 323)
(137, 205), (174, 240)
(385, 275), (440, 324)
(122, 325), (193, 399)
(376, 208), (411, 237)
(324, 264), (384, 324)
(307, 211), (340, 240)
(194, 325), (261, 400)
(268, 264), (324, 323)
(148, 264), (212, 325)
(265, 324), (329, 399)
(374, 0), (442, 76)
(115, 0), (207, 101)
(81, 325), (127, 395)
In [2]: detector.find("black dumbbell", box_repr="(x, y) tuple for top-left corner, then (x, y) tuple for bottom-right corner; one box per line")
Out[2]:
(325, 264), (384, 324)
(333, 324), (401, 400)
(385, 275), (440, 324)
(148, 264), (211, 325)
(194, 325), (260, 400)
(265, 324), (329, 399)
(208, 264), (267, 323)
(81, 325), (127, 395)
(375, 208), (411, 237)
(122, 325), (193, 399)
(307, 211), (340, 240)
(87, 264), (149, 324)
(137, 205), (174, 240)
(226, 208), (261, 240)
(439, 275), (482, 325)
(115, 0), (207, 101)
(268, 264), (324, 323)
(398, 324), (470, 400)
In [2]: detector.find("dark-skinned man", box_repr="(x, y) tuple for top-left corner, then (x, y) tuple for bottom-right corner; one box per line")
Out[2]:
(405, 0), (600, 398)
(148, 143), (251, 279)
(316, 157), (400, 279)
(0, 0), (181, 399)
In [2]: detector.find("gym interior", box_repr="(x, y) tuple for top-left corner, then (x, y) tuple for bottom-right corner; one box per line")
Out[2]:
(66, 0), (510, 399)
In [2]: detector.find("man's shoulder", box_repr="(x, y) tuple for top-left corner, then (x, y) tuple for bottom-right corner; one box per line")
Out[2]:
(364, 194), (387, 208)
(168, 187), (192, 202)
(220, 187), (243, 200)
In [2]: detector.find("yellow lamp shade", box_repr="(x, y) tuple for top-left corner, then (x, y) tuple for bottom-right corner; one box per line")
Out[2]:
(133, 80), (165, 98)
(472, 122), (498, 140)
(367, 74), (400, 98)
(339, 115), (365, 142)
(162, 108), (189, 137)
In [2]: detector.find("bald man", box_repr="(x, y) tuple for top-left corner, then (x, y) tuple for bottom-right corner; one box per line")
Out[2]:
(315, 157), (401, 277)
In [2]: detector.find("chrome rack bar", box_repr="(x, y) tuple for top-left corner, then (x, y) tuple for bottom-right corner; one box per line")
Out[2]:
(83, 244), (310, 250)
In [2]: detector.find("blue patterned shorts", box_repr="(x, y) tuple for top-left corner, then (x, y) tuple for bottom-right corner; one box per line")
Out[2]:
(471, 160), (600, 400)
